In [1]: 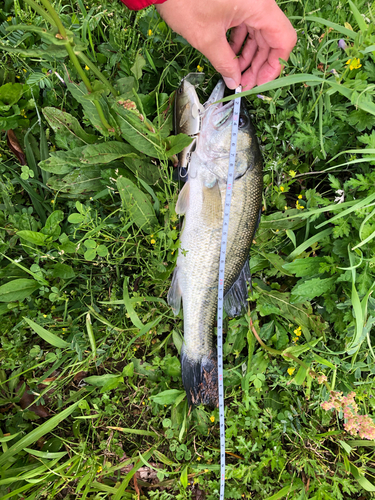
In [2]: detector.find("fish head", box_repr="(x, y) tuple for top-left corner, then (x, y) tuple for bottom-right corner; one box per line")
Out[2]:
(197, 80), (256, 181)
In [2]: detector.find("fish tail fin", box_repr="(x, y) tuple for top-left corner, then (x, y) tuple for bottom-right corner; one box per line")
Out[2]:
(181, 350), (218, 408)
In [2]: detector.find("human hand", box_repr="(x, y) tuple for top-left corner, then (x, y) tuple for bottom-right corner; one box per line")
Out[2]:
(156, 0), (297, 89)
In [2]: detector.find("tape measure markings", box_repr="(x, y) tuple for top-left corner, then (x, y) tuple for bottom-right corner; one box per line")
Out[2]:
(217, 86), (242, 500)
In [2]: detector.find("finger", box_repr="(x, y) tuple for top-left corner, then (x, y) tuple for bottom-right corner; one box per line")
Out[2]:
(198, 35), (241, 89)
(241, 33), (270, 89)
(229, 23), (248, 55)
(255, 47), (287, 85)
(237, 28), (258, 73)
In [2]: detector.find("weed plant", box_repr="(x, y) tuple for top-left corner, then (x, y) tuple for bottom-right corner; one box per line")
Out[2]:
(1, 0), (375, 498)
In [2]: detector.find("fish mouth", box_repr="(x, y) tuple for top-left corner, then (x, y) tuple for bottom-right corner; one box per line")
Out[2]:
(204, 79), (226, 108)
(203, 79), (234, 127)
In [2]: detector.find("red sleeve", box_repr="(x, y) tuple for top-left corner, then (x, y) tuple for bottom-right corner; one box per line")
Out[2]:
(119, 0), (167, 10)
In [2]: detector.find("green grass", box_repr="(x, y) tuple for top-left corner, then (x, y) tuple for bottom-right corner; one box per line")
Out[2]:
(1, 0), (375, 498)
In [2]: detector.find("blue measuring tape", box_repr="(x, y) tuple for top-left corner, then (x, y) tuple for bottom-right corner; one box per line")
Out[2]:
(217, 86), (242, 499)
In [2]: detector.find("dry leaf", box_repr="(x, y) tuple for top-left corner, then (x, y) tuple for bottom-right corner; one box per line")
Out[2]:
(7, 130), (26, 165)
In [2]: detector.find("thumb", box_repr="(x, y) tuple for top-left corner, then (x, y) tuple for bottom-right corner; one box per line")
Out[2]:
(199, 36), (241, 89)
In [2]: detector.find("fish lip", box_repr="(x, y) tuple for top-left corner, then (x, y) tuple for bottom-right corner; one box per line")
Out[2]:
(204, 79), (226, 108)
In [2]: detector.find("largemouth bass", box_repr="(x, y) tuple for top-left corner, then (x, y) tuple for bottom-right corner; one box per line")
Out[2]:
(168, 80), (263, 407)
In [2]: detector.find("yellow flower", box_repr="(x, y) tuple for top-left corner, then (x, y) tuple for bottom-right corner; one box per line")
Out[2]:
(284, 206), (288, 210)
(23, 68), (27, 73)
(298, 194), (303, 199)
(151, 239), (156, 244)
(296, 200), (304, 210)
(173, 226), (176, 230)
(7, 16), (12, 21)
(197, 65), (204, 72)
(148, 29), (152, 36)
(210, 415), (215, 422)
(346, 58), (362, 70)
(51, 200), (55, 204)
(16, 76), (20, 79)
(289, 170), (296, 177)
(280, 186), (285, 192)
(287, 367), (295, 376)
(294, 326), (302, 336)
(171, 251), (174, 255)
(197, 456), (201, 461)
(43, 314), (47, 318)
(133, 347), (137, 351)
(108, 308), (112, 311)
(85, 65), (90, 70)
(97, 466), (102, 473)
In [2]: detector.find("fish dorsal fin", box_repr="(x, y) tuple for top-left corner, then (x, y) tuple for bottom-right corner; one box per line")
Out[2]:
(201, 180), (222, 228)
(167, 267), (182, 316)
(223, 260), (251, 317)
(175, 181), (190, 215)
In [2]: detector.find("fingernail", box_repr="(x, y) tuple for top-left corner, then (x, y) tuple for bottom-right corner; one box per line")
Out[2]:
(223, 77), (237, 90)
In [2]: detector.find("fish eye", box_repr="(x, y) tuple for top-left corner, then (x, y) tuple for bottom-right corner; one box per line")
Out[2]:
(239, 114), (248, 128)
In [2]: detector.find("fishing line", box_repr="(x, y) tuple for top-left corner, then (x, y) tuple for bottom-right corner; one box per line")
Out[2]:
(217, 85), (242, 500)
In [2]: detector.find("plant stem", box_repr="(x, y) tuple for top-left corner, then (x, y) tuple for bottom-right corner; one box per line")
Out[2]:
(39, 0), (67, 37)
(77, 52), (118, 97)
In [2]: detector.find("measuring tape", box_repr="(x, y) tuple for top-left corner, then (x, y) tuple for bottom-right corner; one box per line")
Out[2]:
(217, 85), (242, 500)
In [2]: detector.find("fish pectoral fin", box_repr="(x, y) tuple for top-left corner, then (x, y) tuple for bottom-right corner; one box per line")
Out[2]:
(201, 180), (222, 228)
(224, 259), (251, 317)
(175, 181), (190, 215)
(167, 267), (182, 316)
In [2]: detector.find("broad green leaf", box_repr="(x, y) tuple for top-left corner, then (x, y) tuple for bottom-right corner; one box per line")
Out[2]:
(0, 43), (70, 60)
(165, 134), (193, 157)
(67, 82), (118, 137)
(283, 257), (324, 277)
(0, 82), (23, 111)
(290, 277), (336, 303)
(0, 401), (80, 468)
(68, 213), (85, 224)
(24, 317), (69, 348)
(42, 107), (97, 150)
(51, 263), (75, 279)
(290, 16), (356, 38)
(17, 230), (48, 246)
(117, 176), (157, 233)
(42, 210), (64, 238)
(123, 156), (160, 185)
(113, 103), (162, 158)
(131, 53), (146, 80)
(151, 389), (185, 405)
(0, 279), (40, 302)
(116, 76), (137, 95)
(47, 167), (103, 196)
(39, 147), (86, 174)
(81, 141), (137, 164)
(293, 365), (308, 385)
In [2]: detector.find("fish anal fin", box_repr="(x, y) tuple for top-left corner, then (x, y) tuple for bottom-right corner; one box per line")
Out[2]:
(224, 260), (251, 317)
(167, 267), (182, 316)
(175, 182), (190, 215)
(202, 180), (222, 228)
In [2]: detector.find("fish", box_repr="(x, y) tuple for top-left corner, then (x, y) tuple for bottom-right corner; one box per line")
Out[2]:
(168, 79), (263, 407)
(173, 74), (204, 180)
